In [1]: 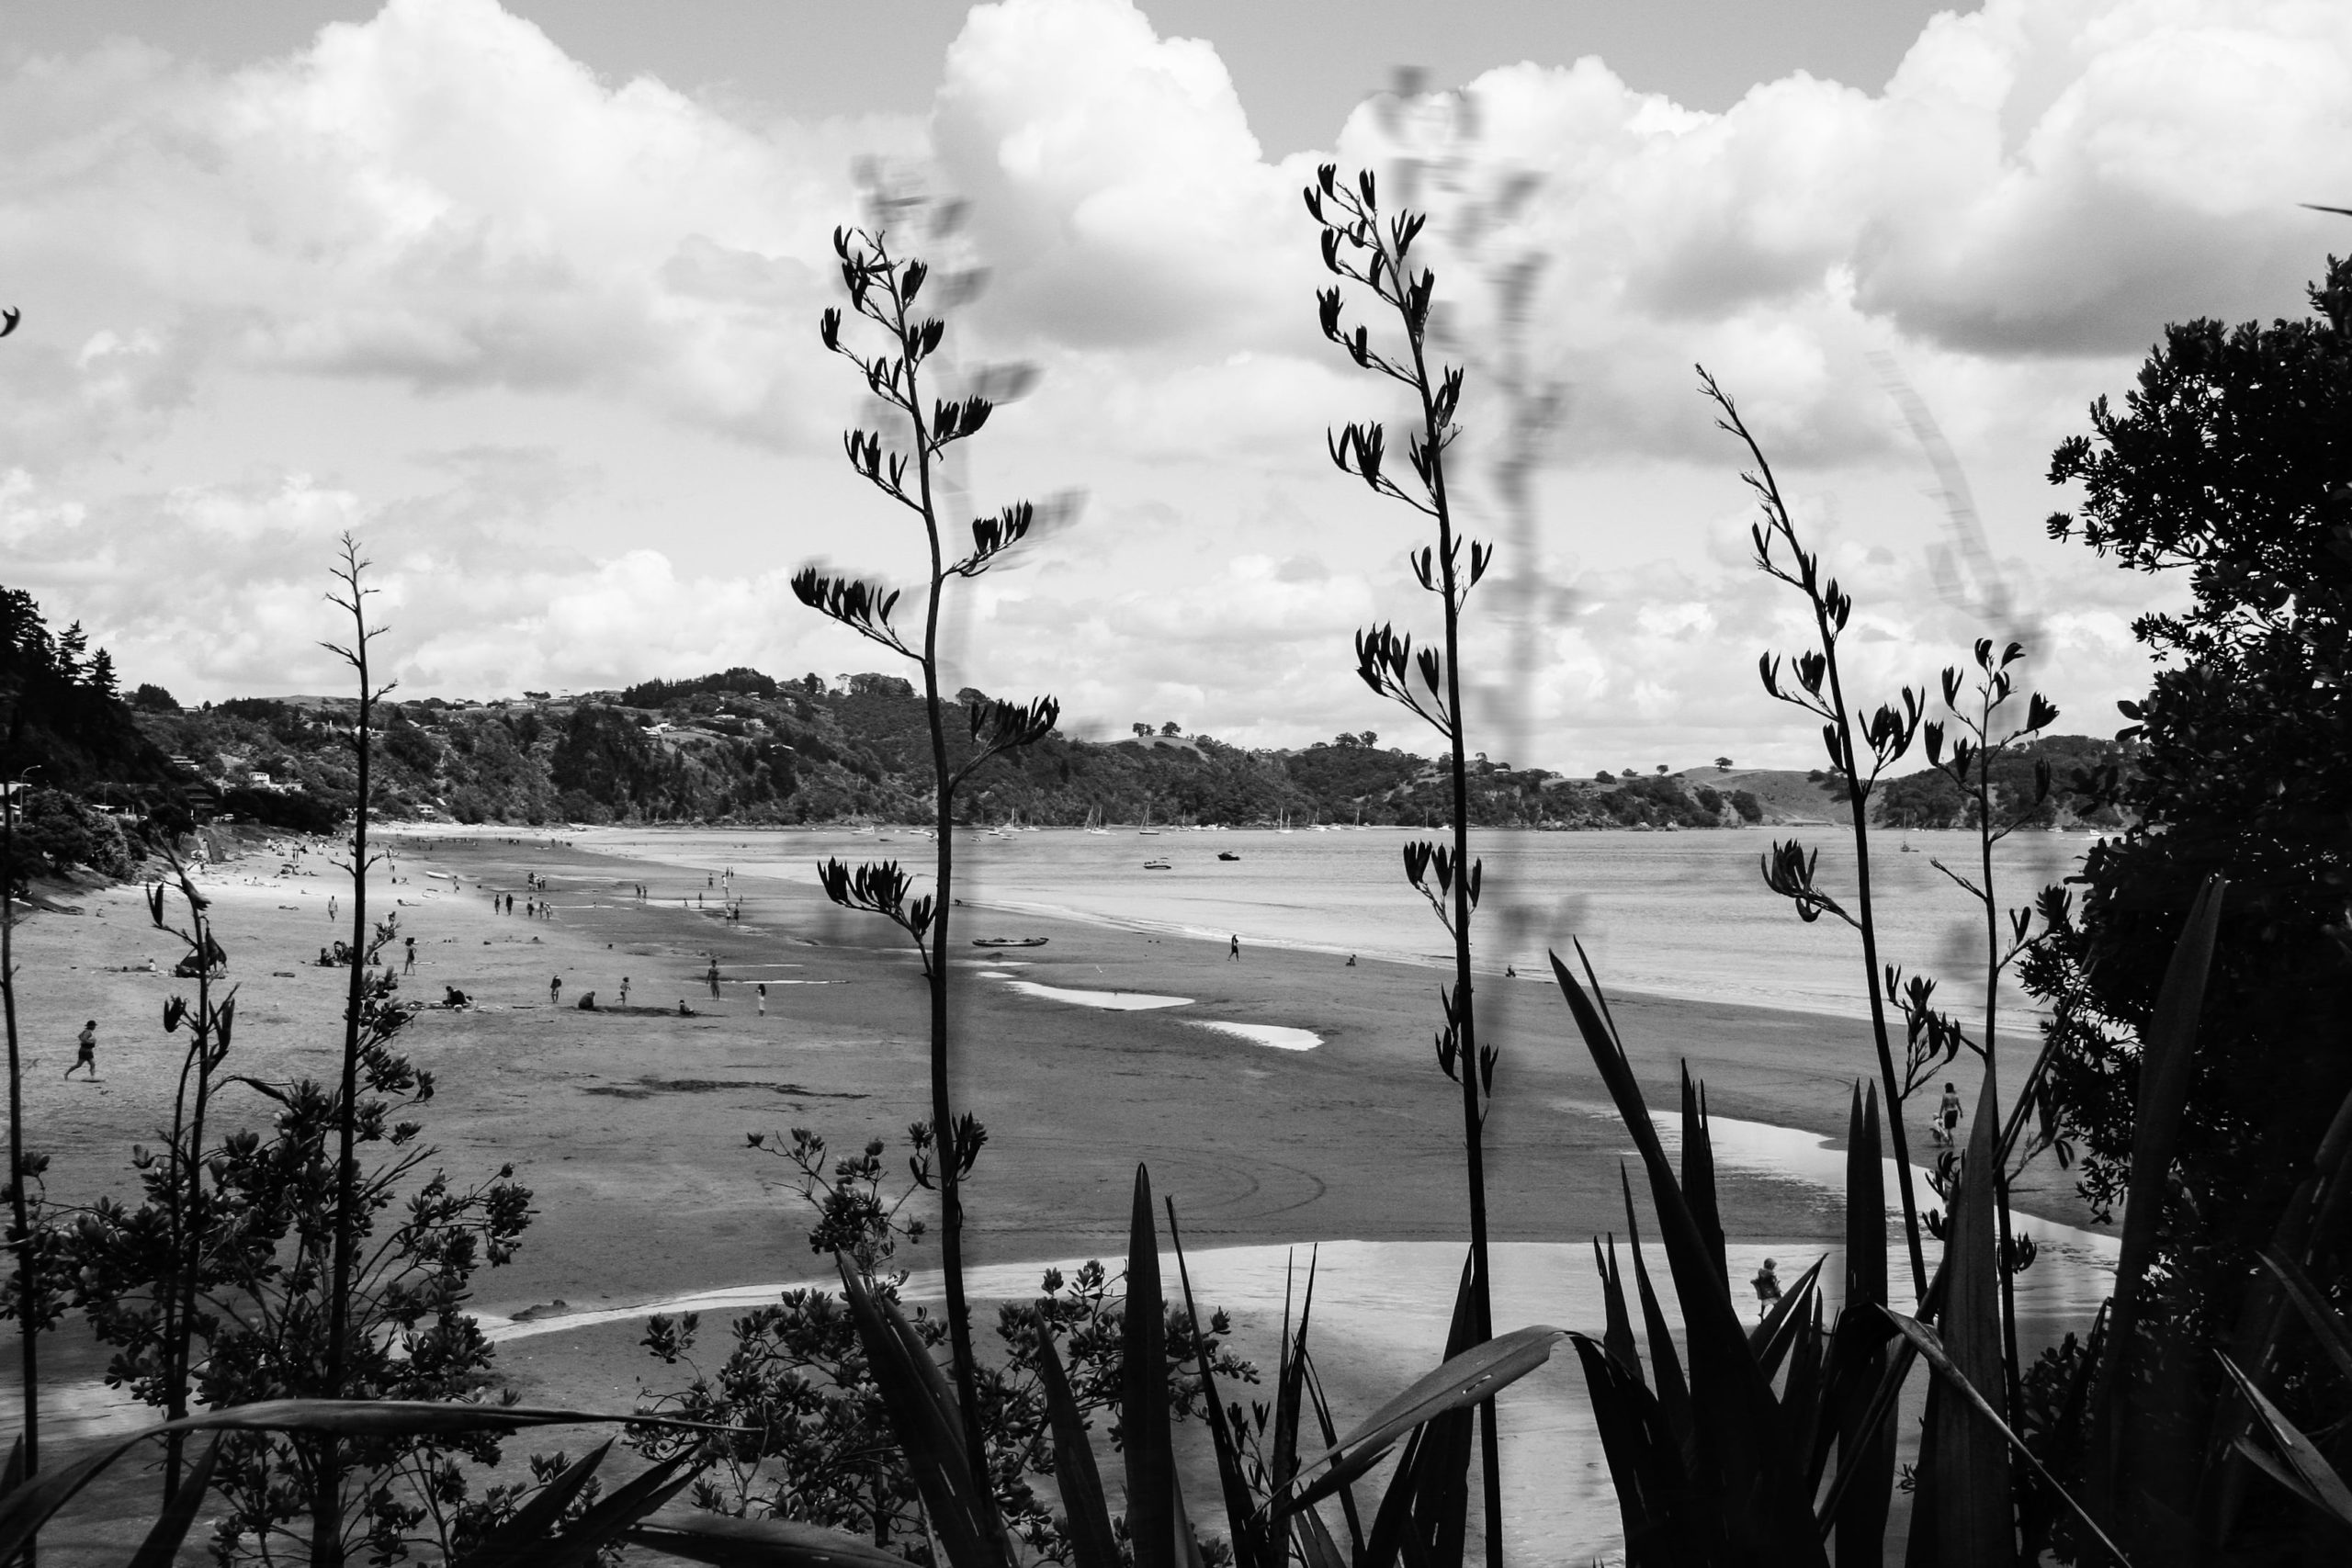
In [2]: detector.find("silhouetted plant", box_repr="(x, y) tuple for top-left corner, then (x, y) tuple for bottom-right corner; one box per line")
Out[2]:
(635, 1134), (1256, 1563)
(308, 534), (401, 1566)
(77, 857), (240, 1510)
(0, 743), (54, 1549)
(1306, 161), (1506, 1562)
(794, 221), (1062, 1468)
(1706, 367), (1939, 1301)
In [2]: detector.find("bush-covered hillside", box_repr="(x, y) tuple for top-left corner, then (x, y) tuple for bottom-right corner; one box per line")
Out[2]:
(121, 670), (1776, 830)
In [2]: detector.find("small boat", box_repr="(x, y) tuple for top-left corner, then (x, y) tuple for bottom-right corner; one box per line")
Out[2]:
(972, 936), (1049, 949)
(1217, 851), (1240, 862)
(1143, 858), (1171, 870)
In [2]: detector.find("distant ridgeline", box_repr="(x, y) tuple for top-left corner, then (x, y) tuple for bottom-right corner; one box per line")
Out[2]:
(116, 667), (2137, 832)
(1, 611), (2138, 832)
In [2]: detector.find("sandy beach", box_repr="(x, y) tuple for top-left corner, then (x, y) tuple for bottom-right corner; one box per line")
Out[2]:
(0, 825), (2089, 1561)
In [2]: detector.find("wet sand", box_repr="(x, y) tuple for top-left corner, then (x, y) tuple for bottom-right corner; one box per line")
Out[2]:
(0, 825), (2093, 1560)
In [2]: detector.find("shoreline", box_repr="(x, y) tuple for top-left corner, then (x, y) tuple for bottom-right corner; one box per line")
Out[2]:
(3, 827), (2109, 1562)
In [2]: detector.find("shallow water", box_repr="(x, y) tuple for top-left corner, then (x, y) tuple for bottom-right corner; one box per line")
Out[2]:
(573, 825), (2085, 1025)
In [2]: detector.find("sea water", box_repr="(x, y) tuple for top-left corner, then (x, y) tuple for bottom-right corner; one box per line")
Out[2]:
(579, 823), (2086, 1026)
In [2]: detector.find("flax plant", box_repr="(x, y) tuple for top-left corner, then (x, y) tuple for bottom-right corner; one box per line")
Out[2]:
(318, 533), (394, 1567)
(0, 302), (42, 1552)
(1306, 163), (1506, 1563)
(0, 759), (50, 1543)
(1703, 369), (1936, 1299)
(143, 857), (233, 1507)
(1918, 639), (2060, 1430)
(797, 223), (1060, 1468)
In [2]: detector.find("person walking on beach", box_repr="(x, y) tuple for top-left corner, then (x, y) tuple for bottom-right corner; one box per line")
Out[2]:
(403, 937), (416, 975)
(619, 976), (631, 1007)
(756, 982), (767, 1016)
(1752, 1258), (1782, 1320)
(329, 894), (339, 920)
(549, 975), (563, 1006)
(1228, 934), (1240, 962)
(1938, 1082), (1963, 1147)
(64, 1020), (98, 1081)
(706, 957), (721, 998)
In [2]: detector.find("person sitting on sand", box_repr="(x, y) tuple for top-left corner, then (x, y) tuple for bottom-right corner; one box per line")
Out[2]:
(443, 987), (470, 1008)
(576, 991), (597, 1011)
(65, 1020), (98, 1081)
(1346, 954), (1356, 967)
(677, 998), (696, 1017)
(1752, 1258), (1782, 1320)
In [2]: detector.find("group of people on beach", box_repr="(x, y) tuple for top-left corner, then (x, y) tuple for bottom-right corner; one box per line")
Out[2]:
(541, 954), (768, 1018)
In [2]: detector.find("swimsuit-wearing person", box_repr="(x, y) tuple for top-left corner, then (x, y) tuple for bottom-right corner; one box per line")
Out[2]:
(1228, 934), (1240, 962)
(1938, 1082), (1963, 1147)
(1752, 1258), (1782, 1320)
(549, 975), (563, 1006)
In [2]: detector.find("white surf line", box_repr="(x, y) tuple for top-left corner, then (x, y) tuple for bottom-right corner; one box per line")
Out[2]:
(1193, 1021), (1320, 1051)
(1000, 979), (1193, 1010)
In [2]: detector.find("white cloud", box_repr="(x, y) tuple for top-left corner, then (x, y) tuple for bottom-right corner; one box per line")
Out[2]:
(0, 0), (2332, 765)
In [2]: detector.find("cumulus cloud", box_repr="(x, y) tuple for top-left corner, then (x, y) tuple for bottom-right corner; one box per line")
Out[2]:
(0, 0), (2333, 763)
(0, 0), (913, 464)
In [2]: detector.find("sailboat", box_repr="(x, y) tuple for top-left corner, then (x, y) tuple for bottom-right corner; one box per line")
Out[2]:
(1137, 802), (1161, 837)
(1084, 806), (1111, 836)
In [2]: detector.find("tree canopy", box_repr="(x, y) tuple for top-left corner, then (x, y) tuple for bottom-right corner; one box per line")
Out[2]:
(2030, 254), (2352, 1374)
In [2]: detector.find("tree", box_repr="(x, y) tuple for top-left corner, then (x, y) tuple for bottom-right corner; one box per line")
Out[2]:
(796, 219), (1060, 1473)
(1131, 723), (1150, 739)
(1655, 763), (1668, 775)
(131, 682), (179, 711)
(2026, 254), (2352, 1557)
(1715, 755), (1734, 771)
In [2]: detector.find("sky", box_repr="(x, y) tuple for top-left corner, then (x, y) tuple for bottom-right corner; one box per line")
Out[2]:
(1, 0), (2346, 771)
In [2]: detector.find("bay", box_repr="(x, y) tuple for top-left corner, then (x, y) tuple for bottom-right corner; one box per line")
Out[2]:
(582, 822), (2088, 1025)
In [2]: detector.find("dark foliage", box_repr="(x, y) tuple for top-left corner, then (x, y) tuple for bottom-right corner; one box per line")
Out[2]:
(2027, 254), (2352, 1559)
(0, 586), (179, 795)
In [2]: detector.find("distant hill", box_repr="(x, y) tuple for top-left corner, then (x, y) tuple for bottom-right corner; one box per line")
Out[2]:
(2, 591), (2133, 838)
(115, 670), (1801, 831)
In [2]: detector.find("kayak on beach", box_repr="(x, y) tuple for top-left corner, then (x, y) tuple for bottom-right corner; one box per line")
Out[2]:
(971, 936), (1049, 948)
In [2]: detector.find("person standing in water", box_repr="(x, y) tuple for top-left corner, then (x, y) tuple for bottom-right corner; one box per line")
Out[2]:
(64, 1020), (98, 1081)
(756, 982), (767, 1016)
